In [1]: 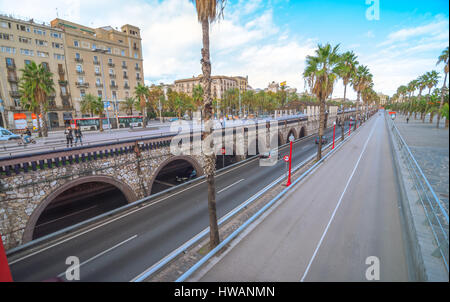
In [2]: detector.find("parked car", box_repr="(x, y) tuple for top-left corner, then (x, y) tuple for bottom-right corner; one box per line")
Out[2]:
(314, 136), (328, 144)
(0, 127), (21, 141)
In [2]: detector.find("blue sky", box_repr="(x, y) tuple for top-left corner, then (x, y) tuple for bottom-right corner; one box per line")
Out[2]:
(0, 0), (448, 99)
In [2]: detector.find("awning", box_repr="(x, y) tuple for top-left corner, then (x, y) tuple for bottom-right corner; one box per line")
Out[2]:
(14, 113), (27, 120)
(31, 113), (43, 119)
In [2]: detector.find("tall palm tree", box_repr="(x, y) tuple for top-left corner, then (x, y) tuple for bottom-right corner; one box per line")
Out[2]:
(18, 61), (55, 137)
(423, 70), (440, 123)
(80, 93), (98, 117)
(192, 0), (226, 249)
(336, 50), (358, 140)
(436, 46), (449, 128)
(92, 96), (106, 132)
(192, 84), (204, 114)
(351, 65), (372, 122)
(134, 82), (149, 126)
(303, 43), (341, 160)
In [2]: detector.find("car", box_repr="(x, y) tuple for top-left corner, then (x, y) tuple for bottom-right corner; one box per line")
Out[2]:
(168, 117), (179, 122)
(0, 127), (21, 141)
(314, 136), (328, 144)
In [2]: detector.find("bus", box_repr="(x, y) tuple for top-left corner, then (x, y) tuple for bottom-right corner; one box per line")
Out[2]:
(70, 117), (112, 131)
(118, 116), (144, 128)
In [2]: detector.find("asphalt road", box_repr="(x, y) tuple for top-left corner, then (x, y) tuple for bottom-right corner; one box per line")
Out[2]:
(195, 114), (412, 281)
(8, 124), (344, 282)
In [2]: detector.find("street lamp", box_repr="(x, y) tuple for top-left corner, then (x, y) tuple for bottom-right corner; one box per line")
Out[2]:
(93, 49), (112, 132)
(286, 134), (295, 187)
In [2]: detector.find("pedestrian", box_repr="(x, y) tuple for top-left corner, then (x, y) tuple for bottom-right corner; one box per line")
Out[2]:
(65, 126), (73, 148)
(23, 127), (32, 144)
(406, 116), (410, 124)
(74, 126), (83, 146)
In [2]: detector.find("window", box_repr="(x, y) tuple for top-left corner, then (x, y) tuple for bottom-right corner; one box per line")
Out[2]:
(61, 86), (67, 95)
(80, 89), (86, 98)
(50, 32), (62, 39)
(114, 48), (120, 55)
(136, 72), (140, 79)
(134, 52), (138, 59)
(52, 42), (63, 49)
(14, 98), (21, 107)
(110, 80), (116, 86)
(118, 39), (123, 43)
(97, 90), (102, 97)
(41, 62), (49, 71)
(0, 33), (13, 40)
(112, 91), (117, 100)
(20, 48), (34, 56)
(76, 65), (83, 73)
(124, 80), (129, 87)
(135, 63), (139, 68)
(1, 46), (15, 54)
(92, 43), (97, 50)
(75, 53), (81, 59)
(35, 39), (47, 46)
(17, 24), (30, 32)
(54, 53), (65, 60)
(24, 60), (31, 65)
(81, 41), (90, 48)
(109, 68), (114, 75)
(123, 71), (127, 77)
(18, 36), (31, 44)
(93, 55), (98, 62)
(121, 50), (125, 56)
(33, 28), (46, 36)
(96, 78), (101, 85)
(6, 58), (15, 67)
(37, 51), (49, 57)
(1, 22), (11, 29)
(108, 58), (113, 64)
(95, 66), (100, 74)
(78, 77), (84, 84)
(74, 40), (79, 47)
(107, 47), (111, 54)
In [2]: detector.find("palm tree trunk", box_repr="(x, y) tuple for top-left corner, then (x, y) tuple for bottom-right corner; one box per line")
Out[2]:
(39, 103), (48, 137)
(201, 19), (220, 250)
(436, 71), (448, 128)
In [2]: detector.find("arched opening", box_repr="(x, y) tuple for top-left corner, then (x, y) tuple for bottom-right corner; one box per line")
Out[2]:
(150, 157), (203, 195)
(24, 176), (137, 242)
(299, 127), (306, 138)
(286, 129), (297, 144)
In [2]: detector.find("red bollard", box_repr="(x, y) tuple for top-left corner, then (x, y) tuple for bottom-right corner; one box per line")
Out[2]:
(0, 235), (13, 282)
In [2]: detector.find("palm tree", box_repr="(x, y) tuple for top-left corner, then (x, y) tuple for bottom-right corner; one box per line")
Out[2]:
(192, 0), (226, 250)
(18, 61), (54, 137)
(423, 70), (440, 123)
(92, 96), (106, 132)
(192, 84), (204, 114)
(336, 50), (358, 140)
(80, 93), (98, 117)
(436, 47), (449, 128)
(351, 65), (372, 122)
(303, 43), (341, 160)
(121, 97), (136, 116)
(134, 83), (149, 126)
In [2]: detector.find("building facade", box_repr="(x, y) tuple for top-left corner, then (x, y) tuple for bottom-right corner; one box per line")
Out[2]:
(0, 14), (72, 129)
(50, 18), (144, 121)
(174, 75), (248, 100)
(0, 14), (144, 130)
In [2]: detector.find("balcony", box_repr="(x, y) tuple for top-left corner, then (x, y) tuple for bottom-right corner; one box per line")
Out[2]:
(109, 73), (116, 79)
(47, 100), (57, 109)
(58, 68), (65, 75)
(123, 74), (128, 79)
(135, 66), (141, 71)
(7, 74), (18, 82)
(93, 60), (100, 65)
(133, 46), (139, 51)
(136, 77), (142, 81)
(9, 91), (21, 98)
(94, 71), (101, 76)
(76, 70), (85, 75)
(122, 64), (127, 69)
(75, 58), (83, 63)
(95, 83), (103, 88)
(110, 84), (118, 89)
(108, 62), (115, 67)
(124, 84), (130, 89)
(6, 63), (16, 70)
(58, 80), (68, 86)
(75, 82), (89, 88)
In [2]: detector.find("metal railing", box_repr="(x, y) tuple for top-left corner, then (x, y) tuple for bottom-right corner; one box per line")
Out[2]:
(387, 115), (449, 273)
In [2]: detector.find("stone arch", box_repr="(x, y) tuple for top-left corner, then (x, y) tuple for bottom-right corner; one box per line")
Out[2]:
(286, 128), (297, 143)
(299, 126), (306, 138)
(22, 175), (138, 243)
(148, 155), (204, 195)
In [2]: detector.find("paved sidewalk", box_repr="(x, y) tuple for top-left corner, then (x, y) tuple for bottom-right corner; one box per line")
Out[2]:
(394, 115), (449, 215)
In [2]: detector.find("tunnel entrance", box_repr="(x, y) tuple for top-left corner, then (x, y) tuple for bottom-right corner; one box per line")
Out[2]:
(32, 182), (128, 240)
(151, 159), (199, 195)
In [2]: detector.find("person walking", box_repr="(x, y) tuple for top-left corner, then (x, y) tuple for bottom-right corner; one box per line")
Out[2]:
(74, 126), (83, 146)
(65, 126), (73, 148)
(406, 116), (410, 124)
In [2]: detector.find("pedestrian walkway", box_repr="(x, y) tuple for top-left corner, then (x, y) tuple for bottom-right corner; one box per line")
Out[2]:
(395, 115), (449, 215)
(189, 114), (411, 282)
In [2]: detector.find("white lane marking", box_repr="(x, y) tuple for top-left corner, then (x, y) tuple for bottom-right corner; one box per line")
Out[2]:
(35, 206), (97, 228)
(9, 134), (311, 264)
(57, 234), (137, 278)
(217, 179), (245, 194)
(300, 117), (378, 282)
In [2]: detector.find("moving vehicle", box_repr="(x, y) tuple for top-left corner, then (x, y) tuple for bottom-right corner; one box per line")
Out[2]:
(176, 169), (197, 183)
(315, 136), (328, 144)
(118, 116), (143, 128)
(17, 134), (36, 145)
(0, 127), (21, 141)
(259, 149), (279, 159)
(70, 117), (111, 131)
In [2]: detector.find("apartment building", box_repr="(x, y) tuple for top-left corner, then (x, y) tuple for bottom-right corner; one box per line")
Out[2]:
(50, 18), (144, 119)
(0, 14), (72, 129)
(174, 75), (248, 100)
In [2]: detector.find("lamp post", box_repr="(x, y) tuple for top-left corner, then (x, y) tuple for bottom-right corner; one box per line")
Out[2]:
(93, 49), (112, 132)
(286, 134), (295, 187)
(349, 117), (352, 136)
(332, 121), (336, 149)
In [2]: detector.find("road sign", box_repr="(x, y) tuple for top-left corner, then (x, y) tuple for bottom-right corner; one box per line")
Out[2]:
(283, 155), (289, 162)
(104, 101), (110, 109)
(221, 147), (226, 155)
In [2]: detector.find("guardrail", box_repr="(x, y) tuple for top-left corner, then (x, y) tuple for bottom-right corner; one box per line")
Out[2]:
(387, 115), (449, 273)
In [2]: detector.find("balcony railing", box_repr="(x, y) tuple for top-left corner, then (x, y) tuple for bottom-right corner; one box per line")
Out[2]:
(136, 77), (142, 81)
(7, 75), (18, 82)
(123, 74), (128, 79)
(122, 64), (127, 69)
(94, 71), (101, 76)
(58, 68), (65, 75)
(75, 82), (89, 88)
(110, 84), (118, 89)
(58, 80), (68, 86)
(75, 58), (83, 63)
(109, 73), (116, 79)
(135, 66), (141, 71)
(6, 63), (16, 70)
(76, 70), (85, 75)
(96, 83), (103, 88)
(108, 62), (115, 67)
(124, 84), (130, 89)
(93, 60), (100, 65)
